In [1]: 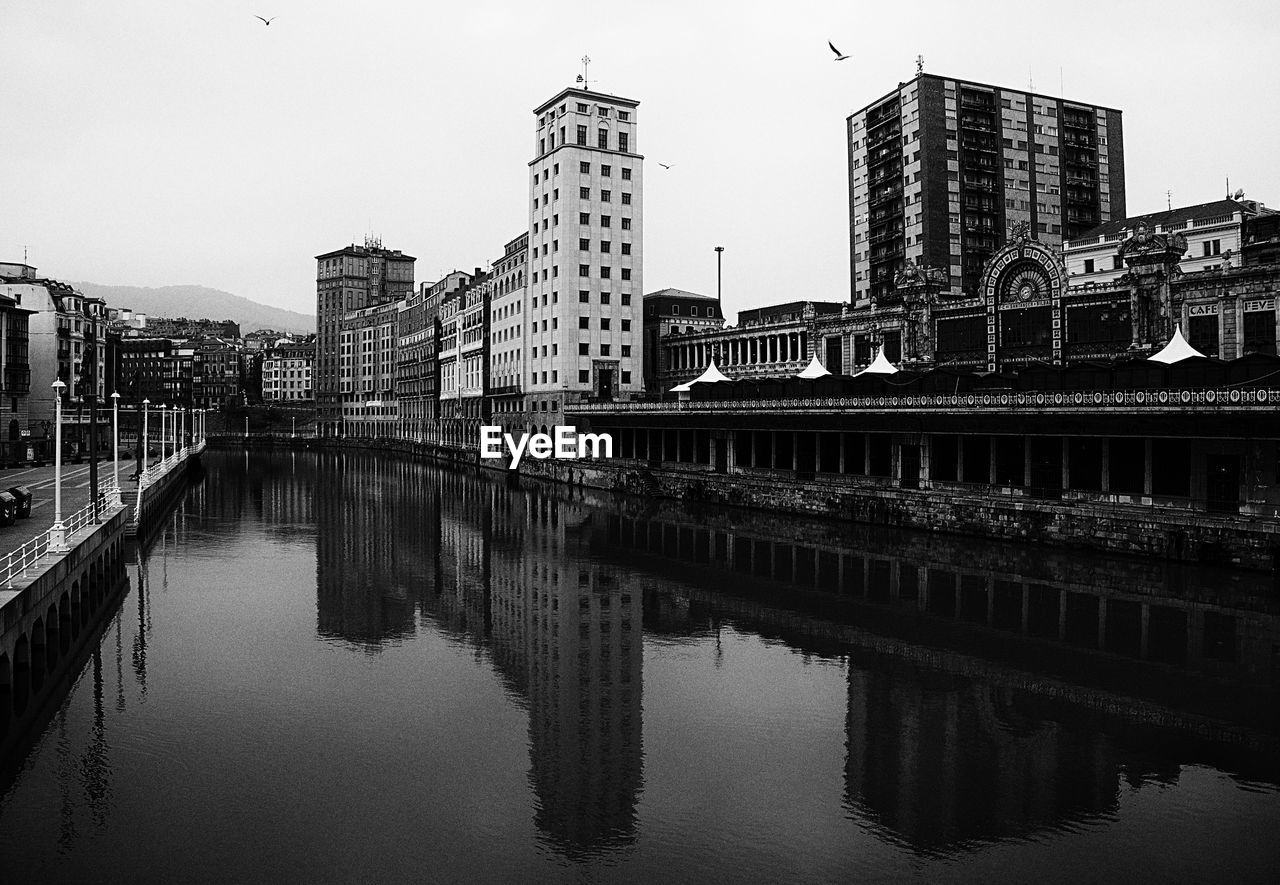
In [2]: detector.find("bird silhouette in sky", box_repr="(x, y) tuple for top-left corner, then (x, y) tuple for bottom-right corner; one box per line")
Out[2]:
(659, 163), (675, 170)
(828, 41), (849, 61)
(255, 15), (277, 26)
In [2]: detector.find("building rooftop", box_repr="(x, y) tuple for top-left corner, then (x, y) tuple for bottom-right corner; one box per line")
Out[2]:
(644, 288), (716, 301)
(1071, 198), (1265, 243)
(849, 72), (1122, 122)
(534, 86), (639, 114)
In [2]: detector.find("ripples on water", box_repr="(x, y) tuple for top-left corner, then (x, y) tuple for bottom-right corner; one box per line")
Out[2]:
(0, 449), (1278, 882)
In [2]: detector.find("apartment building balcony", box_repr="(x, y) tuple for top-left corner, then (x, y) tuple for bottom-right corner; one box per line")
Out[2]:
(866, 126), (902, 150)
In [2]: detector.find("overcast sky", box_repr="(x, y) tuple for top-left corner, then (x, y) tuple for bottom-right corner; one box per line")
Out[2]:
(3, 0), (1277, 319)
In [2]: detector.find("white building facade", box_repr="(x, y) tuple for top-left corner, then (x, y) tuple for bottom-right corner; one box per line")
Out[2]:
(525, 87), (643, 433)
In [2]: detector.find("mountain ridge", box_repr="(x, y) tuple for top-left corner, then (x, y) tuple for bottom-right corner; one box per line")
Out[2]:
(70, 282), (315, 334)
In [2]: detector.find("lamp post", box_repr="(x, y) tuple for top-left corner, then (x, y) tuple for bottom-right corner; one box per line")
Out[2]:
(159, 404), (167, 464)
(142, 398), (150, 478)
(110, 391), (121, 505)
(244, 414), (249, 438)
(715, 245), (725, 309)
(50, 379), (68, 552)
(292, 415), (296, 439)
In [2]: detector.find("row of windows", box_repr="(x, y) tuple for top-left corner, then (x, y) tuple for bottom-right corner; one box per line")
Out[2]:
(646, 303), (717, 317)
(538, 128), (631, 155)
(539, 104), (631, 126)
(578, 265), (633, 280)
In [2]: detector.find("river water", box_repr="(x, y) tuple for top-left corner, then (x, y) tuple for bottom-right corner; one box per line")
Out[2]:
(1, 449), (1278, 882)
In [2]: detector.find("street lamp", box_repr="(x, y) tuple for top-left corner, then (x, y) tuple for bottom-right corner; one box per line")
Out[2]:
(715, 245), (725, 309)
(50, 379), (68, 552)
(110, 391), (121, 505)
(292, 415), (296, 438)
(159, 404), (168, 463)
(142, 398), (151, 478)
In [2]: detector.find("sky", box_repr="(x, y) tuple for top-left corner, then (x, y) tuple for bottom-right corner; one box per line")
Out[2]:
(2, 0), (1278, 320)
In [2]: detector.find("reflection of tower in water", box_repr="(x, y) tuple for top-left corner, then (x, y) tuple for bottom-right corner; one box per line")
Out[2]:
(490, 490), (644, 857)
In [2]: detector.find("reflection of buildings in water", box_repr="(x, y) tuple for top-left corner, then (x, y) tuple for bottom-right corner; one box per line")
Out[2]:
(602, 507), (1280, 692)
(307, 455), (646, 857)
(487, 491), (644, 857)
(843, 662), (1121, 851)
(597, 504), (1280, 850)
(313, 453), (434, 647)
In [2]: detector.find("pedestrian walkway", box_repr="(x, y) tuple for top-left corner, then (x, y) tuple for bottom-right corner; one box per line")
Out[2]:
(0, 460), (125, 562)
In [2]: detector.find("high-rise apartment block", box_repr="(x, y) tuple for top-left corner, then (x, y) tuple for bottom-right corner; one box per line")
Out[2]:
(525, 88), (642, 431)
(315, 239), (415, 436)
(848, 73), (1125, 303)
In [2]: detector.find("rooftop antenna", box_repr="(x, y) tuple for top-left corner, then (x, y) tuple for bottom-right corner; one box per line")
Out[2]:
(1028, 65), (1033, 93)
(1166, 189), (1172, 211)
(915, 55), (924, 76)
(575, 54), (592, 91)
(1226, 175), (1230, 199)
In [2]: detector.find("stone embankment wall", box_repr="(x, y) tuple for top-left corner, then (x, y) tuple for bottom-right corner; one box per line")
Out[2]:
(211, 436), (1280, 571)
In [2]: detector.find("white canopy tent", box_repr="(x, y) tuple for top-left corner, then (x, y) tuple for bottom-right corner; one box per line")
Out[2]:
(1148, 325), (1205, 364)
(854, 346), (899, 376)
(797, 356), (831, 379)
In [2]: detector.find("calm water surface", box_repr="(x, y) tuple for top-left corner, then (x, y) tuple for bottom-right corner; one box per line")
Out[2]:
(1, 449), (1279, 882)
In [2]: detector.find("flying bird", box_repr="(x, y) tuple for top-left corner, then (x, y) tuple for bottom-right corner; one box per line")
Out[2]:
(659, 163), (675, 170)
(828, 41), (849, 61)
(255, 15), (277, 26)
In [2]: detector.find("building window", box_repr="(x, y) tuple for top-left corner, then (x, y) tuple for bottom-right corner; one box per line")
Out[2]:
(580, 161), (590, 173)
(579, 290), (590, 303)
(580, 187), (590, 199)
(600, 292), (611, 304)
(621, 319), (631, 331)
(600, 266), (611, 278)
(622, 167), (631, 180)
(621, 218), (631, 230)
(621, 345), (631, 357)
(601, 215), (611, 227)
(601, 190), (611, 202)
(579, 317), (590, 329)
(619, 133), (629, 152)
(672, 305), (681, 315)
(579, 370), (590, 383)
(621, 269), (632, 280)
(621, 193), (631, 205)
(600, 240), (611, 252)
(579, 264), (589, 277)
(579, 212), (590, 224)
(1243, 311), (1277, 355)
(601, 318), (611, 330)
(1113, 255), (1123, 270)
(601, 164), (611, 177)
(579, 343), (590, 355)
(598, 130), (609, 149)
(601, 344), (611, 356)
(621, 293), (631, 306)
(1188, 314), (1220, 357)
(576, 125), (587, 145)
(579, 238), (590, 250)
(577, 102), (588, 112)
(1083, 259), (1094, 273)
(1203, 239), (1222, 257)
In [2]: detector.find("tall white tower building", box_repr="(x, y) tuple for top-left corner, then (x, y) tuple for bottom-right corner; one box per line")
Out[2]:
(525, 87), (642, 431)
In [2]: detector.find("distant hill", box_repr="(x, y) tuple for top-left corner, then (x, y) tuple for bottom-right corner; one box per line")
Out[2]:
(70, 282), (315, 334)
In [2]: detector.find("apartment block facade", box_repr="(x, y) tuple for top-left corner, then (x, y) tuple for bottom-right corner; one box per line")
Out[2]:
(848, 73), (1125, 304)
(525, 87), (643, 433)
(315, 240), (415, 436)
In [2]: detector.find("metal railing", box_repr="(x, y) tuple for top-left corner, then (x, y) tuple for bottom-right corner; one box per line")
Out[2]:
(2, 493), (122, 590)
(133, 440), (205, 523)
